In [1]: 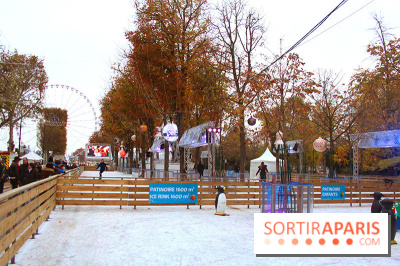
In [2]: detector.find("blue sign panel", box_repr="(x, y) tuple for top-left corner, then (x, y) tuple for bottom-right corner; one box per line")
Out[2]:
(149, 183), (198, 204)
(321, 184), (345, 199)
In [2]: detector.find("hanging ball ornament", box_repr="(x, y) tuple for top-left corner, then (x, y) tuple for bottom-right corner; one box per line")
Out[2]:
(313, 137), (327, 152)
(162, 122), (179, 142)
(119, 149), (127, 157)
(248, 116), (256, 126)
(139, 123), (148, 133)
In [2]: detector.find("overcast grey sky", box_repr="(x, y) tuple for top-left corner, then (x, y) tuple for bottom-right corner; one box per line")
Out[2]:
(1, 0), (399, 152)
(1, 0), (399, 109)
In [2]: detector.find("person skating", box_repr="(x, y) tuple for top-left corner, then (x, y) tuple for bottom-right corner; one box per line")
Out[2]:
(98, 159), (107, 178)
(256, 162), (268, 181)
(234, 163), (240, 173)
(197, 162), (204, 178)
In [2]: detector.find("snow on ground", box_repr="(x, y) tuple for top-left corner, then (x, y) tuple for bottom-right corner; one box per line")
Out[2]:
(13, 171), (400, 266)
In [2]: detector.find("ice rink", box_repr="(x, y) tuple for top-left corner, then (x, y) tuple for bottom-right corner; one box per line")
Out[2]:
(12, 171), (400, 265)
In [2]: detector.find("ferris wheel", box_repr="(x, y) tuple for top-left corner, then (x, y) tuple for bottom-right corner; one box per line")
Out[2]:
(14, 84), (98, 156)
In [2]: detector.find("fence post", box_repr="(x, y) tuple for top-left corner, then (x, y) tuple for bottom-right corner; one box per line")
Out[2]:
(134, 177), (137, 210)
(199, 181), (202, 209)
(350, 184), (352, 207)
(92, 177), (95, 205)
(62, 176), (65, 210)
(120, 177), (123, 209)
(248, 180), (250, 209)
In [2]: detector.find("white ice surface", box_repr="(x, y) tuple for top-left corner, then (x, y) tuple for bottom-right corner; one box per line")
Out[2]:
(13, 171), (400, 266)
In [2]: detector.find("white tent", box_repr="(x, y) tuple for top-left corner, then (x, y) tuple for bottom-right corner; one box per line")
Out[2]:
(21, 152), (43, 161)
(249, 148), (279, 179)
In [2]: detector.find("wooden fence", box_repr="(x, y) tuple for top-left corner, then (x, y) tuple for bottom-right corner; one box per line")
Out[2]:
(0, 167), (84, 265)
(56, 176), (261, 208)
(2, 168), (400, 265)
(299, 175), (400, 205)
(313, 180), (400, 205)
(56, 174), (400, 207)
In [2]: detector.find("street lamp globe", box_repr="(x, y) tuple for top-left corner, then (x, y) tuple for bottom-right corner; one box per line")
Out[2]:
(274, 131), (284, 147)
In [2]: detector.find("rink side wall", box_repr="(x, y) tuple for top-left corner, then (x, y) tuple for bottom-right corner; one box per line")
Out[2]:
(1, 168), (400, 265)
(0, 167), (84, 265)
(55, 174), (400, 208)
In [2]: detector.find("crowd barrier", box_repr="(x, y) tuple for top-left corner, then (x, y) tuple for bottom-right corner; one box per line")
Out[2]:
(3, 167), (399, 265)
(0, 167), (84, 265)
(128, 167), (251, 180)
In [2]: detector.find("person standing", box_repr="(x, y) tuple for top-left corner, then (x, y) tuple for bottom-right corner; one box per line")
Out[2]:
(40, 163), (57, 179)
(22, 163), (39, 186)
(256, 162), (268, 181)
(197, 162), (204, 178)
(9, 157), (21, 189)
(36, 162), (42, 176)
(98, 159), (107, 178)
(234, 163), (240, 173)
(19, 157), (29, 186)
(0, 164), (9, 194)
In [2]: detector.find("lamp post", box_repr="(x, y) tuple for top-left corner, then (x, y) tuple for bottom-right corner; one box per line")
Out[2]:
(274, 131), (284, 181)
(131, 134), (137, 167)
(312, 149), (315, 173)
(207, 127), (221, 177)
(18, 118), (22, 156)
(140, 123), (147, 176)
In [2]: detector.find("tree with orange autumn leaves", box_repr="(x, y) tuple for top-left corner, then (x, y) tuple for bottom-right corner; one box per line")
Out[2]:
(255, 53), (317, 173)
(212, 0), (266, 177)
(94, 3), (400, 176)
(95, 0), (226, 171)
(310, 70), (363, 177)
(126, 0), (227, 172)
(96, 79), (143, 168)
(349, 17), (400, 174)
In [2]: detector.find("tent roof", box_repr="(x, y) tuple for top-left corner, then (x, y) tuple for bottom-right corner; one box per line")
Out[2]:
(179, 121), (215, 148)
(250, 148), (276, 163)
(21, 152), (43, 161)
(149, 138), (168, 153)
(351, 129), (400, 148)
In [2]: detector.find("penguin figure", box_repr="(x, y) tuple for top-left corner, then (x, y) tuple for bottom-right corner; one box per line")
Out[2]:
(380, 198), (397, 245)
(215, 185), (229, 216)
(371, 192), (384, 213)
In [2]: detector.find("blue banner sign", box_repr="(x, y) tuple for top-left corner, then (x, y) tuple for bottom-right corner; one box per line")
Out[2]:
(321, 184), (345, 199)
(149, 183), (198, 204)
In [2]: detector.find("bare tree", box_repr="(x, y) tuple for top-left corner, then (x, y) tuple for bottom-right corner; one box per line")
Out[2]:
(311, 70), (362, 178)
(257, 52), (317, 175)
(213, 0), (265, 177)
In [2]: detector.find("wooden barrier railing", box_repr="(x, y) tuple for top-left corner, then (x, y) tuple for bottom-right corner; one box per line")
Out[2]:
(56, 175), (400, 207)
(2, 169), (399, 265)
(0, 167), (84, 266)
(84, 165), (115, 171)
(56, 177), (262, 207)
(313, 180), (400, 205)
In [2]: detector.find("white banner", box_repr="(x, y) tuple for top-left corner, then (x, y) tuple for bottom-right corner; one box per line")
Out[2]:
(254, 213), (389, 256)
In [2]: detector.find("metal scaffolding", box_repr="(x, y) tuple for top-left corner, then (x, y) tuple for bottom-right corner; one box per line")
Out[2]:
(351, 129), (400, 176)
